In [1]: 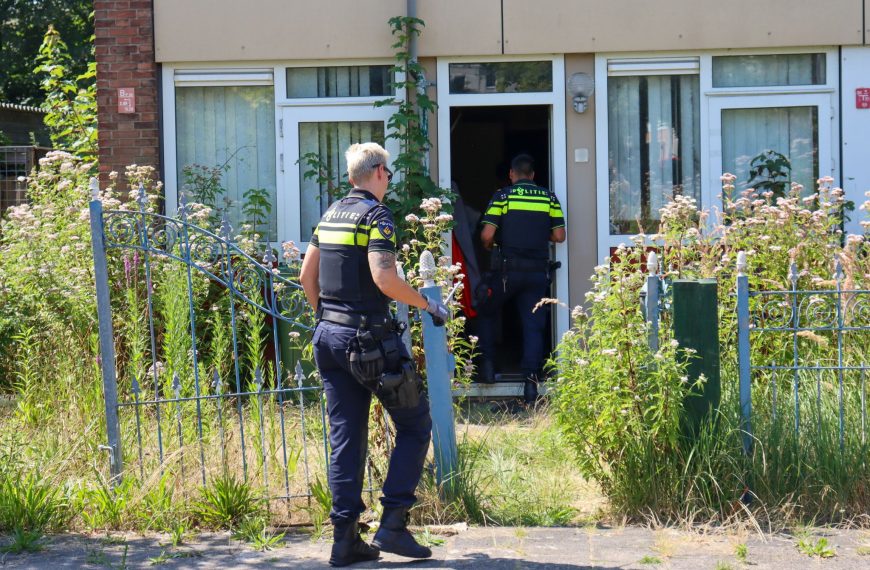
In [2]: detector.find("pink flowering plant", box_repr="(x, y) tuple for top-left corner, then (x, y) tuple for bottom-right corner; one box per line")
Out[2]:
(552, 175), (870, 521)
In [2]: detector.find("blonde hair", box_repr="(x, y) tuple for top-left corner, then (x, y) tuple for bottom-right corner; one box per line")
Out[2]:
(345, 142), (390, 184)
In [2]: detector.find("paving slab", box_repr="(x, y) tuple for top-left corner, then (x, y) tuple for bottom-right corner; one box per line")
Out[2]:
(1, 526), (869, 569)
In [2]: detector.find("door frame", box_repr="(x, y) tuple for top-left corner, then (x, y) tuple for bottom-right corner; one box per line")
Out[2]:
(436, 54), (570, 341)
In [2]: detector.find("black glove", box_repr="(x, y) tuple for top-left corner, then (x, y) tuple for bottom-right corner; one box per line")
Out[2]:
(424, 295), (449, 327)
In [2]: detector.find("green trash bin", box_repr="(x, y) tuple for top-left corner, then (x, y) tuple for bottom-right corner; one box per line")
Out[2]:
(672, 279), (721, 439)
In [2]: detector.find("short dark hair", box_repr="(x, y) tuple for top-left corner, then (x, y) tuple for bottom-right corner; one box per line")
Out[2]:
(510, 154), (535, 178)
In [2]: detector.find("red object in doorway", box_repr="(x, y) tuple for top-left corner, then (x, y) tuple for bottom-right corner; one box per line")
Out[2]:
(451, 233), (477, 318)
(608, 246), (661, 271)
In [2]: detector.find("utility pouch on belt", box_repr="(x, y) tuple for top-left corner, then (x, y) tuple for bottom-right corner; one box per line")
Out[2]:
(347, 329), (384, 392)
(347, 325), (422, 409)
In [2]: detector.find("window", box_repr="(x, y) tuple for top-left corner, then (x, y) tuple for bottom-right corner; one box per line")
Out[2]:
(712, 53), (826, 88)
(448, 61), (553, 94)
(720, 106), (819, 196)
(286, 65), (393, 98)
(298, 121), (386, 238)
(607, 74), (701, 235)
(175, 84), (277, 241)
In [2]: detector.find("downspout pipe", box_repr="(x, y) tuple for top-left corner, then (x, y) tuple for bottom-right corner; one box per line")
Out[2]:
(406, 0), (431, 175)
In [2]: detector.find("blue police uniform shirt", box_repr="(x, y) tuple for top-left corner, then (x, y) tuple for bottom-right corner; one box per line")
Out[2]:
(310, 189), (397, 316)
(481, 179), (565, 260)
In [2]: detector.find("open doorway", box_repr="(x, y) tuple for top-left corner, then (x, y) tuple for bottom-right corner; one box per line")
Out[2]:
(449, 105), (553, 380)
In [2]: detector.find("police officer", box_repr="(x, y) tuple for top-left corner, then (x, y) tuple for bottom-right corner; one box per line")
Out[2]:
(299, 142), (449, 567)
(478, 153), (566, 403)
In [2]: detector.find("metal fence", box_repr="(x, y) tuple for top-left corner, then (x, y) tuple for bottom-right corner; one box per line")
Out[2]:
(90, 179), (458, 503)
(737, 253), (870, 454)
(90, 180), (336, 501)
(0, 146), (50, 212)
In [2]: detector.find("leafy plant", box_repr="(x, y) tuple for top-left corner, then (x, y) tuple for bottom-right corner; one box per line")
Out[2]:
(746, 149), (791, 200)
(35, 25), (97, 160)
(193, 475), (262, 530)
(0, 473), (69, 533)
(376, 16), (448, 238)
(241, 187), (273, 245)
(78, 477), (136, 531)
(734, 543), (748, 563)
(303, 477), (332, 539)
(639, 555), (663, 564)
(232, 517), (286, 551)
(796, 536), (836, 558)
(0, 527), (46, 554)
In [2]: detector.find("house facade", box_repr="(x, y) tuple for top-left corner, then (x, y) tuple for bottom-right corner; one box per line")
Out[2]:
(95, 0), (870, 339)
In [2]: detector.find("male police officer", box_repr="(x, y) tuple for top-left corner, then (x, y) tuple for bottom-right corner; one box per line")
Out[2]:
(299, 142), (449, 567)
(478, 154), (566, 403)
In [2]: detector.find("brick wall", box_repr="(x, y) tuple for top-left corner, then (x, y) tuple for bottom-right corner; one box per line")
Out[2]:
(94, 0), (160, 187)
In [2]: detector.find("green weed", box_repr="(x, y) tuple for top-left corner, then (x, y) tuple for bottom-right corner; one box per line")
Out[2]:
(734, 542), (748, 563)
(413, 528), (446, 548)
(232, 517), (286, 551)
(303, 477), (332, 539)
(78, 477), (136, 530)
(639, 555), (662, 564)
(1, 527), (45, 554)
(0, 473), (69, 532)
(193, 475), (262, 530)
(796, 536), (836, 558)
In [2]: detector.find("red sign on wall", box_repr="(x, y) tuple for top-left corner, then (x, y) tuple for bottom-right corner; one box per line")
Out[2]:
(118, 88), (135, 114)
(857, 88), (870, 109)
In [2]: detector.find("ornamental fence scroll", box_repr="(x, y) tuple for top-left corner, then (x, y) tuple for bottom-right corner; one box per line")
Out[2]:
(89, 179), (395, 503)
(736, 252), (870, 455)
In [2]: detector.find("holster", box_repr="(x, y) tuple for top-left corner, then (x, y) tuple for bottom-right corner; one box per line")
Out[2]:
(346, 321), (421, 410)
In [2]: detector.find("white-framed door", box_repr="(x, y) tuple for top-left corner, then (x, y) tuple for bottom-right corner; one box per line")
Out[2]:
(436, 55), (570, 340)
(707, 93), (835, 204)
(280, 105), (399, 246)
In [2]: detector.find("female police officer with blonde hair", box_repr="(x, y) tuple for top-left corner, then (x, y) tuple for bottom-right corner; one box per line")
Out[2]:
(299, 142), (449, 567)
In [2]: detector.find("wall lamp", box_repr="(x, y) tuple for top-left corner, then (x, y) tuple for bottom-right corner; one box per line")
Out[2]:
(568, 72), (595, 113)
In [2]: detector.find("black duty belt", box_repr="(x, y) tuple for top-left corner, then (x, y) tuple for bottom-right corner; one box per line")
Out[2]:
(318, 309), (393, 333)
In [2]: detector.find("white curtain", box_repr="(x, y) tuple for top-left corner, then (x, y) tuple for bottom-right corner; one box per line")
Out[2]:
(175, 85), (277, 240)
(721, 106), (818, 196)
(713, 54), (825, 88)
(607, 74), (701, 235)
(298, 121), (385, 238)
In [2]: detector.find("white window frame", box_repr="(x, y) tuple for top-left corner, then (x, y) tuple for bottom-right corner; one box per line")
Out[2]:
(436, 54), (569, 340)
(161, 60), (402, 247)
(282, 104), (400, 247)
(594, 47), (839, 263)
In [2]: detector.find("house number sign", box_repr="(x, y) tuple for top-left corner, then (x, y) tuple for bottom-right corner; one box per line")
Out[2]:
(118, 88), (135, 114)
(857, 88), (870, 110)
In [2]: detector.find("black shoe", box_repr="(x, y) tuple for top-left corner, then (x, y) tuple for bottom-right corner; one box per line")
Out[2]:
(329, 520), (380, 567)
(477, 359), (495, 384)
(372, 507), (432, 559)
(523, 376), (539, 404)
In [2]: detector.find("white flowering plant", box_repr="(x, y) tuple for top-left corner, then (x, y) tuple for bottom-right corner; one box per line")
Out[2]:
(399, 197), (476, 389)
(550, 242), (698, 511)
(551, 175), (870, 520)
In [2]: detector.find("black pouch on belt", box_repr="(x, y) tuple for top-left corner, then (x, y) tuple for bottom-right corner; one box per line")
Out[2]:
(375, 331), (422, 409)
(346, 329), (384, 392)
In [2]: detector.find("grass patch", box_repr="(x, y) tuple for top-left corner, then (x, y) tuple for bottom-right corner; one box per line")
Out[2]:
(639, 554), (662, 564)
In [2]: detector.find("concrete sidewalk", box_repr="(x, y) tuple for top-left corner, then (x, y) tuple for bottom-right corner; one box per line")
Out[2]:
(2, 526), (870, 569)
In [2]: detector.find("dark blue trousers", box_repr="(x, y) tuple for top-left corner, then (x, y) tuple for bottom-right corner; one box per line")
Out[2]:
(478, 270), (550, 377)
(312, 321), (432, 524)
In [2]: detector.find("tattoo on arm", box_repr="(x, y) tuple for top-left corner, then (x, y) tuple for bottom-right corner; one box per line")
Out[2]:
(374, 251), (397, 270)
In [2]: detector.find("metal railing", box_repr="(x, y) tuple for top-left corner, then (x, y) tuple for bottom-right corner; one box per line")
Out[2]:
(0, 146), (51, 212)
(736, 252), (870, 454)
(90, 178), (459, 501)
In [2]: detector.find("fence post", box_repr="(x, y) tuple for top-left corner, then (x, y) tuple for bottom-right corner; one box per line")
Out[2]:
(419, 251), (458, 496)
(89, 178), (124, 483)
(736, 251), (752, 456)
(645, 252), (660, 352)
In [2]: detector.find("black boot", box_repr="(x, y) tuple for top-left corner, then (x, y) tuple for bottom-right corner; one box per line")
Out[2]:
(523, 375), (539, 404)
(372, 507), (432, 559)
(329, 520), (380, 567)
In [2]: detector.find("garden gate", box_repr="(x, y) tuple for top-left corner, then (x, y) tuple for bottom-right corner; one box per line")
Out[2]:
(88, 179), (337, 502)
(89, 179), (457, 503)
